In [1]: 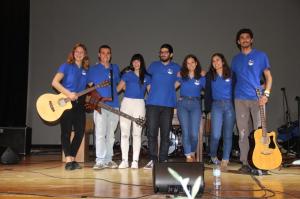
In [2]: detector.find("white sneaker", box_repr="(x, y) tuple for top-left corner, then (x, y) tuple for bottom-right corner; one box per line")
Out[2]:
(118, 160), (129, 169)
(143, 160), (153, 170)
(131, 160), (139, 169)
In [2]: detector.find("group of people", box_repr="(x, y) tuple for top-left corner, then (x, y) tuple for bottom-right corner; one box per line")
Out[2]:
(51, 28), (272, 174)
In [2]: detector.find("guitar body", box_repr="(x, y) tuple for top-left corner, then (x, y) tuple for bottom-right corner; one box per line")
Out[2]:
(36, 93), (72, 122)
(36, 80), (110, 122)
(248, 128), (282, 170)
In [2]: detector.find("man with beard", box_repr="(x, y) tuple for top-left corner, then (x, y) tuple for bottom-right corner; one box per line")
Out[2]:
(144, 44), (181, 169)
(231, 28), (273, 174)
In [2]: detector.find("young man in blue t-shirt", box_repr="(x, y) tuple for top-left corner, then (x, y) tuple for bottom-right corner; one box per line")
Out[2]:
(144, 44), (181, 169)
(231, 28), (273, 174)
(87, 45), (120, 170)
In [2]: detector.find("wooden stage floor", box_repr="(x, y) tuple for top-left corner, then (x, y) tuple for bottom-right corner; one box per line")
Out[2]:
(0, 150), (300, 199)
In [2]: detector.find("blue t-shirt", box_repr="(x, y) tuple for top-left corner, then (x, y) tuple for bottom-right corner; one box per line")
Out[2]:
(57, 63), (88, 93)
(121, 71), (151, 99)
(231, 49), (270, 100)
(146, 61), (181, 107)
(178, 76), (206, 97)
(211, 75), (233, 101)
(87, 63), (120, 108)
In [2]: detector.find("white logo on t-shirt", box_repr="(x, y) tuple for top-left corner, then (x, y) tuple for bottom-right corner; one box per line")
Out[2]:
(194, 80), (200, 85)
(167, 68), (173, 74)
(248, 59), (254, 66)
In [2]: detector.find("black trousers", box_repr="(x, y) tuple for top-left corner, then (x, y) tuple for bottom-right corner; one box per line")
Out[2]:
(146, 105), (173, 162)
(60, 96), (86, 157)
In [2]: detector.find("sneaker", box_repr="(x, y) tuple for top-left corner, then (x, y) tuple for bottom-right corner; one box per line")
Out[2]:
(118, 160), (129, 169)
(72, 161), (82, 169)
(143, 160), (153, 170)
(106, 160), (118, 169)
(93, 163), (107, 170)
(211, 157), (220, 165)
(65, 162), (75, 170)
(238, 165), (251, 174)
(131, 160), (139, 169)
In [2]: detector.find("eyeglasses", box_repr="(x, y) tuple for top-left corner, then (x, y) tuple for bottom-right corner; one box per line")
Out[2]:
(160, 51), (170, 54)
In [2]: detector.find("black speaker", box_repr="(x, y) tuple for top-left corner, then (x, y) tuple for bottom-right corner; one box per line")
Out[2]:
(0, 147), (20, 164)
(153, 162), (205, 196)
(0, 127), (32, 155)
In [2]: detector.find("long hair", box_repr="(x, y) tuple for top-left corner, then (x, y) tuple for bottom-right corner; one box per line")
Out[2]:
(180, 54), (202, 80)
(67, 43), (89, 70)
(129, 54), (148, 85)
(208, 53), (231, 80)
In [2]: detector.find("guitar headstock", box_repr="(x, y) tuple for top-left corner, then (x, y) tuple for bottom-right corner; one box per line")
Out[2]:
(96, 80), (111, 88)
(135, 117), (146, 127)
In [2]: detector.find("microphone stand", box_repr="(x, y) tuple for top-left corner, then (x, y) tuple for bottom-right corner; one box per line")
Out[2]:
(291, 96), (300, 165)
(281, 88), (292, 154)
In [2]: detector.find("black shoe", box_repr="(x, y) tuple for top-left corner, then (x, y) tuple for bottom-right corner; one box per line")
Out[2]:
(238, 165), (251, 174)
(72, 161), (82, 169)
(65, 162), (75, 170)
(250, 168), (268, 176)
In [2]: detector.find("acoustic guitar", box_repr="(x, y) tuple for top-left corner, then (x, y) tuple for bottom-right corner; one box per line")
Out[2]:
(248, 89), (282, 170)
(36, 80), (110, 122)
(85, 90), (146, 127)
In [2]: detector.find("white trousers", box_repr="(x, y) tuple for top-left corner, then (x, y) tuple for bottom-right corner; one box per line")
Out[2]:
(120, 97), (145, 162)
(94, 108), (119, 164)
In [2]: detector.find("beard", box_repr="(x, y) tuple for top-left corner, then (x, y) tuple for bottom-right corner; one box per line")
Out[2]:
(160, 56), (171, 63)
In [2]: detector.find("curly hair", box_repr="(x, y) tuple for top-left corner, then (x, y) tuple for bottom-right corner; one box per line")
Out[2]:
(180, 54), (202, 80)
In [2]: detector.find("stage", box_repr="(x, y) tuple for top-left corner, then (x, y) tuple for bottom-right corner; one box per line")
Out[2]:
(0, 149), (300, 199)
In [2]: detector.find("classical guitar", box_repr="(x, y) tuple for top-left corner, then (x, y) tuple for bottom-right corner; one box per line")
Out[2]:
(85, 91), (146, 127)
(248, 89), (282, 170)
(36, 80), (110, 122)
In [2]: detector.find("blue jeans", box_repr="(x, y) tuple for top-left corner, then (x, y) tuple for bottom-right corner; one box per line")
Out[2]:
(210, 100), (235, 160)
(177, 97), (201, 156)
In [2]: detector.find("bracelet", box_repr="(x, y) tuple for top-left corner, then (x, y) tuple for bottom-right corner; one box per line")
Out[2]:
(264, 90), (270, 97)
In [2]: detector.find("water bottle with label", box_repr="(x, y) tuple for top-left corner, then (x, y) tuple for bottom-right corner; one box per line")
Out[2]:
(213, 164), (221, 190)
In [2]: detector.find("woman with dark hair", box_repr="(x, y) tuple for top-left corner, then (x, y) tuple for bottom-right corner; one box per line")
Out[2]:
(117, 54), (150, 169)
(175, 54), (205, 162)
(52, 43), (89, 170)
(205, 53), (235, 171)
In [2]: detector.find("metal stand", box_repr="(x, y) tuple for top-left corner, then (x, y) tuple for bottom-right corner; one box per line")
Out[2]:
(281, 88), (293, 154)
(291, 96), (300, 165)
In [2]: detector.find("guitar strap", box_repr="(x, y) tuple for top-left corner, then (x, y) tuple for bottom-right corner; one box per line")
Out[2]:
(110, 64), (114, 101)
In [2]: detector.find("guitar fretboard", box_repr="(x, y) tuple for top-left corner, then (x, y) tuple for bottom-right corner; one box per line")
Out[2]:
(63, 81), (109, 103)
(97, 101), (137, 122)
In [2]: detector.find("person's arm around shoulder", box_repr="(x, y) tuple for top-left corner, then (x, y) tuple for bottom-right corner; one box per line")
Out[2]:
(175, 71), (181, 89)
(117, 80), (126, 93)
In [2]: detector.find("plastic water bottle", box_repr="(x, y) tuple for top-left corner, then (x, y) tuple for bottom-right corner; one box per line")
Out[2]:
(213, 164), (221, 190)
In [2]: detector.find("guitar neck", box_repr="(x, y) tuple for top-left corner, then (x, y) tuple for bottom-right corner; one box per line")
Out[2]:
(97, 101), (137, 122)
(76, 84), (101, 97)
(259, 104), (268, 136)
